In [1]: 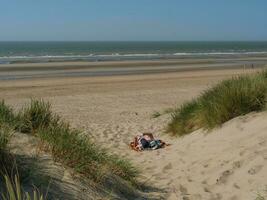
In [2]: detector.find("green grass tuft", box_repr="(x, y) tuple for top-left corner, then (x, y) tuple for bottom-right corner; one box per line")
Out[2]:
(0, 101), (17, 128)
(0, 124), (13, 170)
(17, 100), (54, 134)
(0, 124), (12, 151)
(168, 72), (267, 136)
(168, 100), (200, 136)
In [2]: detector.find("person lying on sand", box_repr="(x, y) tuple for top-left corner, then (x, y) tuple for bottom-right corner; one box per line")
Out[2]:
(130, 133), (168, 151)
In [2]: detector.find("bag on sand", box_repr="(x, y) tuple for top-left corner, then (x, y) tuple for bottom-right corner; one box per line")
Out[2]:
(149, 140), (163, 150)
(130, 133), (168, 151)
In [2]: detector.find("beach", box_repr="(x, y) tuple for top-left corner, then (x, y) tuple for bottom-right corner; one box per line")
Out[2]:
(1, 56), (267, 80)
(1, 59), (267, 199)
(1, 0), (267, 198)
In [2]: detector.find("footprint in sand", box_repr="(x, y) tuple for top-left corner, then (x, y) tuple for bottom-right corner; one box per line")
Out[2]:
(233, 183), (240, 189)
(248, 165), (263, 175)
(216, 169), (234, 184)
(239, 149), (246, 156)
(145, 166), (154, 171)
(203, 185), (211, 193)
(179, 184), (188, 195)
(233, 160), (243, 169)
(182, 196), (190, 200)
(167, 180), (174, 186)
(236, 122), (244, 131)
(209, 193), (222, 200)
(103, 129), (109, 137)
(229, 195), (239, 200)
(258, 140), (266, 146)
(187, 176), (193, 182)
(162, 163), (173, 173)
(203, 164), (209, 168)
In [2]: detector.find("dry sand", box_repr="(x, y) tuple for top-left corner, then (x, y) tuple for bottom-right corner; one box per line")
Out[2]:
(1, 65), (267, 199)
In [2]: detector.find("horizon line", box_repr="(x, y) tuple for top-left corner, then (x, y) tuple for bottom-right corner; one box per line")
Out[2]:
(1, 40), (267, 42)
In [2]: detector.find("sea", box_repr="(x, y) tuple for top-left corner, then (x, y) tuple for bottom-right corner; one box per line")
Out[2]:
(0, 41), (267, 64)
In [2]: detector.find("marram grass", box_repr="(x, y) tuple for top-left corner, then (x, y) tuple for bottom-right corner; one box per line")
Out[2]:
(0, 124), (12, 151)
(0, 99), (138, 185)
(17, 100), (54, 134)
(37, 121), (138, 183)
(168, 72), (267, 136)
(1, 175), (44, 200)
(0, 123), (13, 174)
(0, 101), (17, 128)
(0, 106), (45, 199)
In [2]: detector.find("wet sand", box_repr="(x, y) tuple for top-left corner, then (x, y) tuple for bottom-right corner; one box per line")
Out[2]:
(0, 56), (267, 80)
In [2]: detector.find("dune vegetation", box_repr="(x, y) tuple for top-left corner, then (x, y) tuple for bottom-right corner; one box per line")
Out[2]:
(0, 175), (45, 200)
(0, 99), (138, 199)
(0, 104), (44, 200)
(0, 102), (14, 174)
(168, 71), (267, 136)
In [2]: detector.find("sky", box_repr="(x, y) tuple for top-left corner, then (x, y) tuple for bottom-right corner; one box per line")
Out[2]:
(0, 0), (267, 41)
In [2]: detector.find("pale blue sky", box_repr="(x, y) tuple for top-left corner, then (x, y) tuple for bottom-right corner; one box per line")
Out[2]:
(0, 0), (266, 41)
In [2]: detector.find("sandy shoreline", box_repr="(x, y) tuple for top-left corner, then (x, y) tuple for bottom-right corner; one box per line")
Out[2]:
(1, 61), (267, 199)
(0, 57), (267, 80)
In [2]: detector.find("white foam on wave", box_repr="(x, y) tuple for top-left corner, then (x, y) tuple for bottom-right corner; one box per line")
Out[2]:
(173, 51), (267, 56)
(1, 51), (267, 61)
(121, 53), (160, 57)
(0, 55), (94, 60)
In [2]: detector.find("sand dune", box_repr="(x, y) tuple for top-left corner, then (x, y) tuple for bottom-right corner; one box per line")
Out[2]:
(1, 67), (267, 199)
(133, 112), (267, 200)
